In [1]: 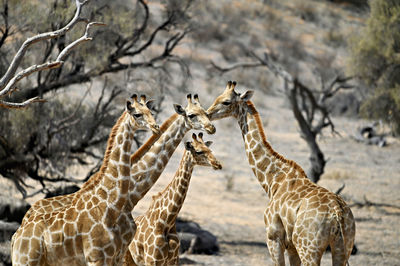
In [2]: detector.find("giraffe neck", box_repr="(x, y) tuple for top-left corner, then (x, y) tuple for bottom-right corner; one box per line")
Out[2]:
(80, 111), (140, 192)
(236, 101), (306, 198)
(152, 151), (194, 223)
(127, 115), (190, 209)
(85, 112), (136, 221)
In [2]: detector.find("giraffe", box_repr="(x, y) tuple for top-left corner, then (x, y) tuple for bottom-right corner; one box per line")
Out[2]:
(18, 94), (160, 228)
(125, 132), (222, 265)
(206, 81), (355, 266)
(11, 93), (214, 265)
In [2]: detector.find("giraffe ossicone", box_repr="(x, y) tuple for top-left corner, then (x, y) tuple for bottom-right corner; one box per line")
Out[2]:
(207, 81), (355, 266)
(125, 132), (222, 265)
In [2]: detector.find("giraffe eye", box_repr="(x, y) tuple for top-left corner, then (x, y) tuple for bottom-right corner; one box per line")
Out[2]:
(222, 101), (231, 106)
(133, 113), (143, 118)
(188, 114), (197, 119)
(195, 151), (204, 155)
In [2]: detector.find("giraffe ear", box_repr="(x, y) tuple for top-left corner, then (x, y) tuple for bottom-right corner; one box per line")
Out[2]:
(185, 141), (193, 151)
(126, 100), (135, 112)
(173, 104), (186, 116)
(205, 141), (213, 147)
(146, 99), (156, 111)
(240, 90), (254, 101)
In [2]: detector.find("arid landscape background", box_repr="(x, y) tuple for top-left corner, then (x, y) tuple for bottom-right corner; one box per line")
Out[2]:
(1, 0), (400, 265)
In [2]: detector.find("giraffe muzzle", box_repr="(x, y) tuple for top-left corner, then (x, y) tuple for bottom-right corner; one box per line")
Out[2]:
(149, 124), (161, 135)
(205, 124), (216, 135)
(212, 161), (222, 170)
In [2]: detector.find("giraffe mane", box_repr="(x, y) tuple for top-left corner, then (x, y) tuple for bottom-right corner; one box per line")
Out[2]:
(72, 111), (129, 201)
(99, 111), (129, 176)
(246, 101), (307, 176)
(130, 113), (179, 165)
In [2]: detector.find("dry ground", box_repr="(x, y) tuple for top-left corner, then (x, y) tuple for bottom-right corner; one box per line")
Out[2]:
(3, 91), (399, 266)
(128, 93), (400, 265)
(3, 1), (400, 265)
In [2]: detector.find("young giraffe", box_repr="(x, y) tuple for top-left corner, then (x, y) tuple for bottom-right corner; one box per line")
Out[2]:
(11, 93), (214, 265)
(125, 133), (222, 265)
(207, 81), (355, 266)
(18, 94), (160, 228)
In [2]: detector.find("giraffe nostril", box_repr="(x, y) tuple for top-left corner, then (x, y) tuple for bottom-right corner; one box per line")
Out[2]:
(150, 124), (161, 134)
(213, 162), (222, 170)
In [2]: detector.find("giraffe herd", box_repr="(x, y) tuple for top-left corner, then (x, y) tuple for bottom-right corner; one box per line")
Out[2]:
(11, 81), (355, 266)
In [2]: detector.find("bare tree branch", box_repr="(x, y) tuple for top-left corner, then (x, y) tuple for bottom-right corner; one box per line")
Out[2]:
(350, 195), (400, 212)
(0, 0), (104, 109)
(0, 0), (10, 49)
(210, 60), (263, 73)
(11, 0), (193, 104)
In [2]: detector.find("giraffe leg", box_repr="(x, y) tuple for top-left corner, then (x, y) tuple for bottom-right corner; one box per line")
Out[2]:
(287, 245), (301, 266)
(129, 241), (145, 266)
(265, 211), (286, 266)
(144, 235), (168, 266)
(123, 248), (138, 266)
(266, 238), (286, 266)
(167, 231), (180, 265)
(293, 237), (325, 266)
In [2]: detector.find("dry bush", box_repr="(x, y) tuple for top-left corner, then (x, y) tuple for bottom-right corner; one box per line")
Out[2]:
(323, 30), (346, 47)
(348, 0), (400, 136)
(293, 0), (320, 23)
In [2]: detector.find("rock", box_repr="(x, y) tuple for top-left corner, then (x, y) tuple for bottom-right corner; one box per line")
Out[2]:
(353, 124), (387, 147)
(176, 218), (219, 255)
(0, 221), (19, 243)
(0, 196), (30, 223)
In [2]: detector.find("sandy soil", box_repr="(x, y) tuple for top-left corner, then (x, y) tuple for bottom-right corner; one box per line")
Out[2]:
(129, 93), (400, 265)
(3, 91), (399, 266)
(3, 1), (400, 263)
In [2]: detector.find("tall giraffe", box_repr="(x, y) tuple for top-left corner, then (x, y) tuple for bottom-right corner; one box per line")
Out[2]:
(125, 133), (222, 265)
(11, 94), (214, 265)
(207, 81), (355, 266)
(19, 94), (160, 228)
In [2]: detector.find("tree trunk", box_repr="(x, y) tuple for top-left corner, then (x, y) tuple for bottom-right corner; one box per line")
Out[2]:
(306, 140), (326, 183)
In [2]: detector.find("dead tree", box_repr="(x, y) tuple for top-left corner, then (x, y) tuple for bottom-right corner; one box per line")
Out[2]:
(1, 0), (192, 106)
(0, 0), (192, 197)
(0, 0), (103, 109)
(0, 80), (124, 198)
(212, 51), (354, 183)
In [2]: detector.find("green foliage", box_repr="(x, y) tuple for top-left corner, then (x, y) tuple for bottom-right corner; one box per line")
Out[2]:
(348, 0), (400, 135)
(360, 85), (400, 134)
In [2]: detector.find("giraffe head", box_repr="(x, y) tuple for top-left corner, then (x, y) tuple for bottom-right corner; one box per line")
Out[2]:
(185, 133), (222, 170)
(126, 94), (160, 134)
(207, 81), (254, 120)
(173, 94), (216, 134)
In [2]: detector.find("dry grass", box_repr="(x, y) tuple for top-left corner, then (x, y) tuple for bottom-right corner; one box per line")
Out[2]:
(323, 169), (352, 180)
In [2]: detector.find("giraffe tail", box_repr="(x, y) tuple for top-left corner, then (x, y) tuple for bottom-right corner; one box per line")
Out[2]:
(333, 203), (350, 266)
